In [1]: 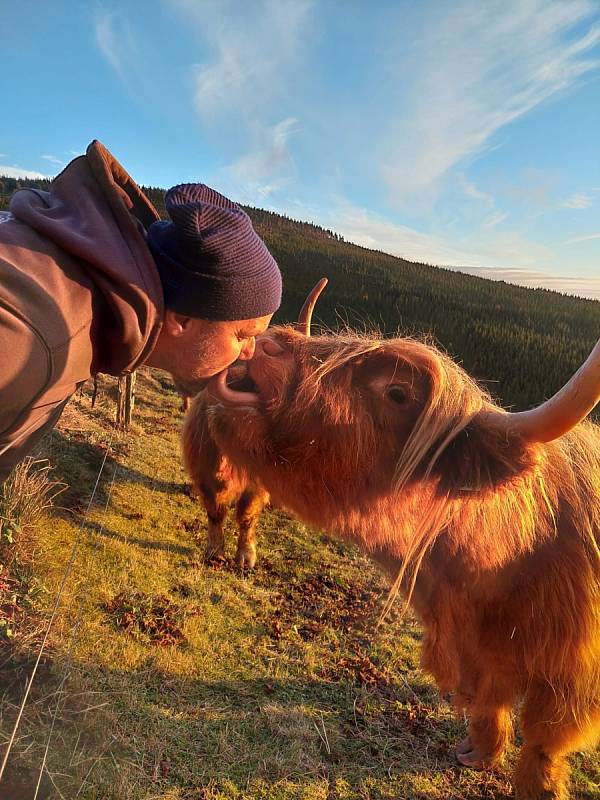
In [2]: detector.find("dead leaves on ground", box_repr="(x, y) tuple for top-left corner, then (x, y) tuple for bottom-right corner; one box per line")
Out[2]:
(105, 590), (202, 646)
(256, 558), (394, 690)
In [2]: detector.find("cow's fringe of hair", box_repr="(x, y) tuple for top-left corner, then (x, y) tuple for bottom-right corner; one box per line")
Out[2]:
(393, 342), (486, 491)
(375, 344), (486, 621)
(291, 332), (383, 410)
(378, 494), (452, 623)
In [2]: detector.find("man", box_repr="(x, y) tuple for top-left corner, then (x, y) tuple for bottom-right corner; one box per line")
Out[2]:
(0, 140), (281, 483)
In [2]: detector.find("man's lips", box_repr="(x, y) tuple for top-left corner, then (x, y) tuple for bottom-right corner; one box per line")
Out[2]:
(207, 365), (261, 407)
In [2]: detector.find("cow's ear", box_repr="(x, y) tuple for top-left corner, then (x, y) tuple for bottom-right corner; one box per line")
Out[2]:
(433, 413), (540, 494)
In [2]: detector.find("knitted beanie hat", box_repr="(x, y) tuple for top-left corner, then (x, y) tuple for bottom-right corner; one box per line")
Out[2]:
(147, 183), (282, 320)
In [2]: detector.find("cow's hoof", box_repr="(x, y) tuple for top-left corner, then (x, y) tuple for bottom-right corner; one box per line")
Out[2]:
(456, 735), (473, 756)
(455, 738), (496, 770)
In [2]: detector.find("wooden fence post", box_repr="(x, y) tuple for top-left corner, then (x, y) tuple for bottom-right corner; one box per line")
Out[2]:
(116, 372), (136, 430)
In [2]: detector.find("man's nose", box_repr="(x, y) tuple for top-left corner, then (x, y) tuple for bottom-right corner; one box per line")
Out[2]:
(238, 337), (256, 360)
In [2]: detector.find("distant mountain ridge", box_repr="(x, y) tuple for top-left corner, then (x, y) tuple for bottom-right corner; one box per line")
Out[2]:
(2, 177), (598, 414)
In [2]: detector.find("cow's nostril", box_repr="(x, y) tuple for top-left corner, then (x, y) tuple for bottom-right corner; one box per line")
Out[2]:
(261, 338), (285, 357)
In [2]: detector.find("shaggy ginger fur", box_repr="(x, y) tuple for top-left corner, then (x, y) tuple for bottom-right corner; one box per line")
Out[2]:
(205, 327), (600, 800)
(182, 389), (268, 569)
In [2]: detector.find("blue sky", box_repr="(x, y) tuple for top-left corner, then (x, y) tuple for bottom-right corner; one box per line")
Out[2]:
(2, 0), (599, 299)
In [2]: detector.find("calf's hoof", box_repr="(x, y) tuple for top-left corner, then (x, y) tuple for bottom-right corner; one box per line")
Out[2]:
(235, 546), (257, 570)
(204, 543), (226, 562)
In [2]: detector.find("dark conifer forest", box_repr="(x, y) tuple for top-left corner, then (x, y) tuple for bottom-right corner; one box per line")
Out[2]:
(2, 177), (598, 414)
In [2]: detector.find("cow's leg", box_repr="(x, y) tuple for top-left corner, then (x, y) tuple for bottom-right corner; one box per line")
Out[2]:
(420, 591), (514, 768)
(234, 488), (269, 569)
(515, 681), (595, 800)
(455, 706), (512, 769)
(452, 668), (516, 769)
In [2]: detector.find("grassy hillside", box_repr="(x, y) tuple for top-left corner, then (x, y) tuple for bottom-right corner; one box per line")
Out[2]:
(2, 177), (599, 415)
(1, 372), (598, 800)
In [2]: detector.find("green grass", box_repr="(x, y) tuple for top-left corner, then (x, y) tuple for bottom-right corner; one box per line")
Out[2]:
(0, 370), (598, 799)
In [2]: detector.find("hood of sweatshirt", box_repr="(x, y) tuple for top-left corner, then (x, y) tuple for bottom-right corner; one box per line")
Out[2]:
(8, 140), (164, 374)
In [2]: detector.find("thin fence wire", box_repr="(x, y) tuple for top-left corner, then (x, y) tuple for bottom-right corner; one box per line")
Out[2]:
(0, 429), (115, 789)
(33, 460), (120, 799)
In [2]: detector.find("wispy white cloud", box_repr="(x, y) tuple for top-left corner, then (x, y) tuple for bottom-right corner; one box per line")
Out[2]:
(325, 199), (473, 266)
(460, 178), (495, 208)
(94, 9), (134, 84)
(458, 267), (600, 300)
(170, 0), (313, 198)
(277, 196), (532, 269)
(380, 1), (600, 205)
(562, 231), (600, 245)
(93, 7), (158, 103)
(0, 164), (50, 179)
(483, 210), (509, 228)
(562, 192), (593, 209)
(459, 176), (509, 228)
(227, 117), (300, 200)
(41, 154), (64, 166)
(181, 0), (313, 122)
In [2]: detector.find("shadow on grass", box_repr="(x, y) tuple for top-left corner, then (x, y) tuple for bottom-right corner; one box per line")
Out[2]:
(0, 652), (523, 800)
(81, 519), (195, 556)
(42, 430), (189, 511)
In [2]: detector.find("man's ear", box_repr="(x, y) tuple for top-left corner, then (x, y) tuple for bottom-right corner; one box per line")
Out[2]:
(163, 310), (193, 337)
(433, 413), (541, 495)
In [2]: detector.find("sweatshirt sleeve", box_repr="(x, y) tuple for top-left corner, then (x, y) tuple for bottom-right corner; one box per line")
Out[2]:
(0, 302), (51, 439)
(0, 401), (67, 485)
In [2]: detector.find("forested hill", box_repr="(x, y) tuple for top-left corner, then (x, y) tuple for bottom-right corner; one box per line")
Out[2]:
(2, 177), (598, 413)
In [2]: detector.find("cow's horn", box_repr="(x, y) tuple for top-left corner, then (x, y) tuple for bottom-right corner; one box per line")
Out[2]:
(495, 336), (600, 442)
(296, 278), (328, 336)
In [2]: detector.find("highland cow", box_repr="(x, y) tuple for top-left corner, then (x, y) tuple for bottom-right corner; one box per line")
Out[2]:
(203, 282), (600, 800)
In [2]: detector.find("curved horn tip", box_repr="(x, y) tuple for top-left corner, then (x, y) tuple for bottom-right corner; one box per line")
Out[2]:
(493, 336), (600, 443)
(297, 277), (329, 336)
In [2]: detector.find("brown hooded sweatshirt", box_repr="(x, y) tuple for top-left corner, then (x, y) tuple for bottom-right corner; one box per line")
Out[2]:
(0, 141), (164, 482)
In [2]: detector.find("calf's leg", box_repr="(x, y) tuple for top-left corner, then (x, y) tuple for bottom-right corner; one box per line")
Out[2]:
(182, 397), (238, 561)
(234, 488), (269, 569)
(200, 483), (236, 561)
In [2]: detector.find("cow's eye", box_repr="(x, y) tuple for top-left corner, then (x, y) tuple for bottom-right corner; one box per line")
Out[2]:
(387, 385), (407, 405)
(261, 338), (286, 356)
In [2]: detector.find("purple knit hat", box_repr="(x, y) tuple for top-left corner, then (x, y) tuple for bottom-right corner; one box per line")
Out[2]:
(147, 183), (282, 320)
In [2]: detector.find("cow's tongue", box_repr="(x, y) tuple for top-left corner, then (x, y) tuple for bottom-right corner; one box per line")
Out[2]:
(208, 368), (260, 406)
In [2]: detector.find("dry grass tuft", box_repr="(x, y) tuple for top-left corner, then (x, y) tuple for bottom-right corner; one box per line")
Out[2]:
(0, 458), (64, 644)
(0, 458), (65, 565)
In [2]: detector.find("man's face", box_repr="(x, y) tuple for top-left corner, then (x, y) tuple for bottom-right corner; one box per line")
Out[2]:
(163, 313), (272, 396)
